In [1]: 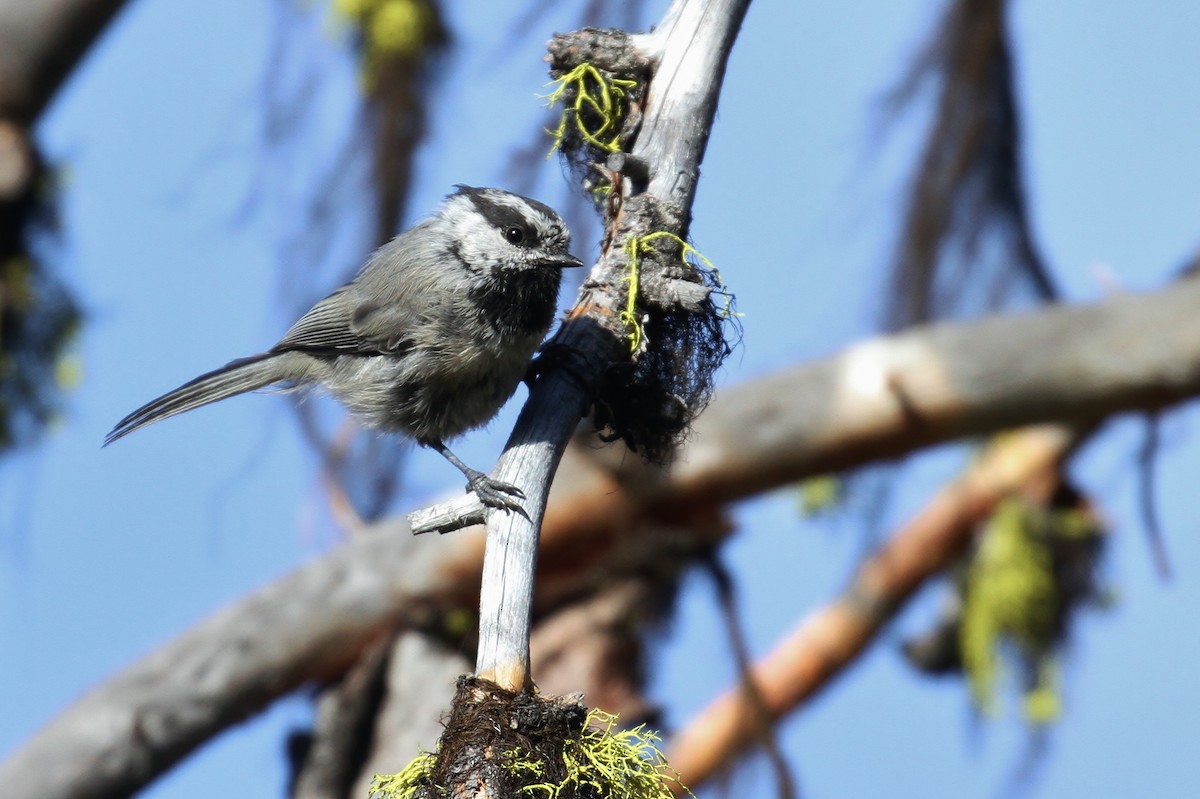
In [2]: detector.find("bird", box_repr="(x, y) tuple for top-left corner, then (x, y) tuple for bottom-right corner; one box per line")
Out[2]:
(105, 185), (583, 511)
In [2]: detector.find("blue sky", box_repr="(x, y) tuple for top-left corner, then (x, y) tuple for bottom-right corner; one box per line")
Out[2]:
(2, 1), (1200, 797)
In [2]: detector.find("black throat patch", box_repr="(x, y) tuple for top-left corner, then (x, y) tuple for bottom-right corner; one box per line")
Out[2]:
(468, 268), (561, 339)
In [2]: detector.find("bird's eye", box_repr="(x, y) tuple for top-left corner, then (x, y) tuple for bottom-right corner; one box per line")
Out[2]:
(504, 225), (526, 245)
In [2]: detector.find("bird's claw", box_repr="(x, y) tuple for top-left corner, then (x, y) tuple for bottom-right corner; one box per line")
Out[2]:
(466, 471), (529, 518)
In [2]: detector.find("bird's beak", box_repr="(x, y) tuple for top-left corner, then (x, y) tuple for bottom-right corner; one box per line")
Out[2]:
(550, 253), (584, 268)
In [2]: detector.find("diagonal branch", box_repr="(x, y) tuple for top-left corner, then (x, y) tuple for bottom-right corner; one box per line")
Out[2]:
(664, 423), (1086, 792)
(0, 533), (459, 799)
(0, 0), (130, 124)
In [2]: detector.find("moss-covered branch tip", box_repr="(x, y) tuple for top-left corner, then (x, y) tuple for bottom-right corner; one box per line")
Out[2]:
(369, 698), (689, 799)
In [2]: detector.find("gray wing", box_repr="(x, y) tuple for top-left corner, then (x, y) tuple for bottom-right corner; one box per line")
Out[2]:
(272, 287), (412, 355)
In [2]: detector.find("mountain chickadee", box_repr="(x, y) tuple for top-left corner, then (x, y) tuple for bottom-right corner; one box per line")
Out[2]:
(106, 186), (583, 511)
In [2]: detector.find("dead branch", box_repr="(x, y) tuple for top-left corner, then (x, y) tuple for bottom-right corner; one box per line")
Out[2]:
(472, 0), (752, 694)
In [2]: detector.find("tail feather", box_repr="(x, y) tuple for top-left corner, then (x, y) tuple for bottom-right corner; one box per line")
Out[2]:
(104, 352), (298, 445)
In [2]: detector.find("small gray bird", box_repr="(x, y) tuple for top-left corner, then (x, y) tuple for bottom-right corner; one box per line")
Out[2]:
(106, 186), (582, 510)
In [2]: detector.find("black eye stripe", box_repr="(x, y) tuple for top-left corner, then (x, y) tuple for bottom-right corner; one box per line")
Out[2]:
(457, 188), (564, 249)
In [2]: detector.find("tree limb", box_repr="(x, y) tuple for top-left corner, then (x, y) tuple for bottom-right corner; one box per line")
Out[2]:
(0, 0), (130, 123)
(474, 0), (752, 691)
(663, 424), (1085, 791)
(0, 532), (455, 799)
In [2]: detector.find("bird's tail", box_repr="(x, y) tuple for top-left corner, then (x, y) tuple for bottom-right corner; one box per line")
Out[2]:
(104, 351), (307, 445)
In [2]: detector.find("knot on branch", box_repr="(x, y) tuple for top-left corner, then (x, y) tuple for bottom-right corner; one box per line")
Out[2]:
(592, 196), (739, 464)
(546, 28), (647, 78)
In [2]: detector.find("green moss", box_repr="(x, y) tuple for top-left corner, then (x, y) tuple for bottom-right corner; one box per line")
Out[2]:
(370, 752), (436, 799)
(959, 496), (1104, 724)
(370, 709), (687, 799)
(797, 475), (842, 517)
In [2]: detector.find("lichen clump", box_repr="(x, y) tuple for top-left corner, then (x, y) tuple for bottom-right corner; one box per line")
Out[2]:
(960, 495), (1107, 723)
(370, 679), (686, 799)
(546, 63), (639, 158)
(332, 0), (440, 85)
(511, 709), (686, 799)
(592, 226), (738, 464)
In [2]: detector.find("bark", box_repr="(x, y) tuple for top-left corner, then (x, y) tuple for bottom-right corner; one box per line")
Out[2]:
(4, 278), (1199, 796)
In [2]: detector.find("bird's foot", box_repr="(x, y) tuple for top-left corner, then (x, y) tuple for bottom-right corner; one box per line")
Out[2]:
(465, 470), (528, 518)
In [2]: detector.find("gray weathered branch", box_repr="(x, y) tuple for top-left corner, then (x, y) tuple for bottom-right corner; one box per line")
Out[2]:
(0, 532), (454, 799)
(474, 0), (752, 690)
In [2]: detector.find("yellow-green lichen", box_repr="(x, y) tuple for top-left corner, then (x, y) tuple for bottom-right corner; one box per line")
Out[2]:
(370, 709), (687, 799)
(332, 0), (433, 87)
(620, 232), (732, 354)
(545, 64), (638, 156)
(960, 497), (1103, 724)
(370, 752), (435, 799)
(514, 709), (689, 799)
(797, 475), (843, 517)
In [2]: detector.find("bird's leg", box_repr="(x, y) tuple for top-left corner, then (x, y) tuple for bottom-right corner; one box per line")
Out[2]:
(427, 440), (527, 517)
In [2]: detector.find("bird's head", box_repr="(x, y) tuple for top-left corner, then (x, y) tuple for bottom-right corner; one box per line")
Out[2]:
(442, 185), (584, 275)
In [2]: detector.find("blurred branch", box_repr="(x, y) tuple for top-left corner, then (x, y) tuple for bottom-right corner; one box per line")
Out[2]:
(348, 633), (470, 799)
(702, 552), (798, 799)
(1137, 412), (1172, 579)
(884, 0), (1055, 328)
(417, 277), (1200, 534)
(0, 0), (130, 124)
(0, 0), (127, 451)
(288, 638), (391, 799)
(0, 532), (459, 799)
(6, 277), (1200, 795)
(665, 424), (1085, 792)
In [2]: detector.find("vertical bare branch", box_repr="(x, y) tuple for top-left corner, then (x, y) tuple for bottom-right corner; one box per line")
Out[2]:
(473, 0), (752, 691)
